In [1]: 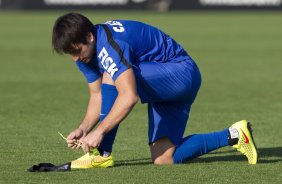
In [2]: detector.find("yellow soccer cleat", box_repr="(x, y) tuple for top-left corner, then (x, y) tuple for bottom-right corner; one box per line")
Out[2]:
(230, 120), (258, 164)
(71, 148), (114, 169)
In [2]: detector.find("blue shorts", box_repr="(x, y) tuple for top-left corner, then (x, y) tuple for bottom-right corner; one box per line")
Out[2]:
(134, 59), (201, 146)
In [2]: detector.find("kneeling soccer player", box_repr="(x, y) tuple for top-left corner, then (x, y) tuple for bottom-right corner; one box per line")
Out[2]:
(51, 13), (258, 168)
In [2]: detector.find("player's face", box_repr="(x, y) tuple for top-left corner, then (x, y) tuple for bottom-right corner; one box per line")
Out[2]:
(71, 33), (95, 63)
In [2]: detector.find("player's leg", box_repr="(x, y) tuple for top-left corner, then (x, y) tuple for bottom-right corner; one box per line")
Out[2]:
(148, 93), (257, 164)
(145, 59), (231, 165)
(149, 132), (231, 165)
(139, 58), (257, 164)
(150, 137), (175, 164)
(147, 100), (188, 165)
(98, 72), (119, 156)
(173, 129), (229, 163)
(148, 101), (230, 165)
(148, 101), (239, 165)
(173, 120), (258, 164)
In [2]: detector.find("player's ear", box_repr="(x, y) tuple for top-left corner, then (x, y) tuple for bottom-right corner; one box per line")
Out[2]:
(88, 32), (95, 43)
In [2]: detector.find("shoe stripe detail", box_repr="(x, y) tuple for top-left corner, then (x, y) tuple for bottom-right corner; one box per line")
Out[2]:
(240, 128), (249, 144)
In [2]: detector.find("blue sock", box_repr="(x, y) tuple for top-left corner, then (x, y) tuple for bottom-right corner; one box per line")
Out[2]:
(98, 84), (118, 153)
(173, 128), (229, 163)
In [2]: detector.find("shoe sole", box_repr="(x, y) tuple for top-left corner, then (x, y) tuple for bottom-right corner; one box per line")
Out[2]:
(71, 161), (114, 169)
(246, 122), (259, 164)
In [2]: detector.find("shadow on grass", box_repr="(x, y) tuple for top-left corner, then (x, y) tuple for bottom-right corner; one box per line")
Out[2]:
(115, 158), (152, 167)
(190, 147), (282, 164)
(114, 147), (282, 166)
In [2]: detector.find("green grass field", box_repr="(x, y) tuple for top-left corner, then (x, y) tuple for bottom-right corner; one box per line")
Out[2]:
(0, 11), (281, 183)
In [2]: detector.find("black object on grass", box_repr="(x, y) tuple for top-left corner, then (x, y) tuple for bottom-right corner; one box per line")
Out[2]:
(27, 162), (71, 172)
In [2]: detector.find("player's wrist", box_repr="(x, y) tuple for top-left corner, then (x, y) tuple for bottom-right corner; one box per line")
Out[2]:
(95, 124), (107, 136)
(78, 126), (88, 135)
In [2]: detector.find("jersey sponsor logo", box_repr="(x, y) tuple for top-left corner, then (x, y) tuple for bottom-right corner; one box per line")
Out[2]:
(98, 47), (118, 77)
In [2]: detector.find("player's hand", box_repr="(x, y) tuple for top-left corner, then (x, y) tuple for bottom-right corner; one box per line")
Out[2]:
(81, 129), (104, 153)
(66, 128), (86, 150)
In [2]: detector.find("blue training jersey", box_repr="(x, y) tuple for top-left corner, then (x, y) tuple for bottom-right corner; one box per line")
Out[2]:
(76, 20), (197, 103)
(76, 20), (194, 102)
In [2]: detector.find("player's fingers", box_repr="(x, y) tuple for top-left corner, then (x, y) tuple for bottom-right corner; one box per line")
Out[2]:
(67, 142), (74, 147)
(66, 139), (75, 144)
(67, 143), (74, 148)
(71, 144), (77, 149)
(78, 138), (84, 145)
(82, 143), (89, 153)
(75, 145), (81, 150)
(68, 141), (79, 149)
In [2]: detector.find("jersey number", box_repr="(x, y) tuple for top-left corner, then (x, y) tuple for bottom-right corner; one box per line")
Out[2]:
(106, 21), (125, 32)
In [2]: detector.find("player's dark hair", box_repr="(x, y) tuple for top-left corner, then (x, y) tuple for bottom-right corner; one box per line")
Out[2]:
(52, 13), (94, 54)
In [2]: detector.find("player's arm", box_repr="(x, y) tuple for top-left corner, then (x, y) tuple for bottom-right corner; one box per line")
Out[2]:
(99, 68), (138, 132)
(67, 77), (102, 149)
(82, 68), (138, 152)
(78, 76), (102, 133)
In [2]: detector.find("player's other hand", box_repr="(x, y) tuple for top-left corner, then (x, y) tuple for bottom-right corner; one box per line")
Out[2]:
(81, 129), (104, 153)
(66, 128), (86, 150)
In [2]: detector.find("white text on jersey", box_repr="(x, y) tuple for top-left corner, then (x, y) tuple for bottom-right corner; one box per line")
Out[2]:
(98, 47), (118, 77)
(105, 21), (125, 32)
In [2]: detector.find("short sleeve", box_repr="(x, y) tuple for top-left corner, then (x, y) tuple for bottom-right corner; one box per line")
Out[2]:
(76, 59), (101, 83)
(98, 40), (133, 81)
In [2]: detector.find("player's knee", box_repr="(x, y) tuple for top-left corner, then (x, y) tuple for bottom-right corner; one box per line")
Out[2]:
(150, 137), (175, 165)
(153, 155), (174, 165)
